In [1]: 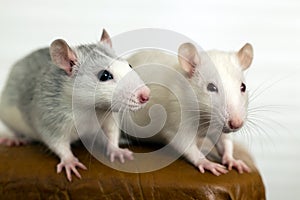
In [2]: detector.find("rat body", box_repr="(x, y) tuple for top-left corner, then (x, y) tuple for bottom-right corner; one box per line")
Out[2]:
(0, 29), (150, 181)
(126, 42), (253, 175)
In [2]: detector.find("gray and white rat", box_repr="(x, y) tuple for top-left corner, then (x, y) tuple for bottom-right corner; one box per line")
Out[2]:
(0, 29), (150, 181)
(126, 42), (253, 175)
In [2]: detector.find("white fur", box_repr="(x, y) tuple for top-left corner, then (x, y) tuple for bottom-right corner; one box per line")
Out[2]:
(207, 50), (248, 126)
(126, 44), (252, 175)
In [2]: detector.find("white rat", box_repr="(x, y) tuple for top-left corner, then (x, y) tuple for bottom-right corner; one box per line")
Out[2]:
(0, 29), (150, 181)
(126, 42), (253, 175)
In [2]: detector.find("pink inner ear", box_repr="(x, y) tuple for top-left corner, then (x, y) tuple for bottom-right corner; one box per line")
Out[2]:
(50, 39), (77, 76)
(68, 49), (77, 62)
(67, 50), (77, 73)
(178, 43), (201, 78)
(237, 44), (253, 70)
(58, 53), (76, 76)
(100, 29), (112, 48)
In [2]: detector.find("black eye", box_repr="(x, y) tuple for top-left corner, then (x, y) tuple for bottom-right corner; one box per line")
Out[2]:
(241, 83), (246, 93)
(98, 70), (113, 81)
(129, 64), (133, 68)
(207, 83), (218, 93)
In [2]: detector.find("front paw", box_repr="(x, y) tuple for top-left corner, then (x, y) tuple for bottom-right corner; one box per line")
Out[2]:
(196, 158), (228, 176)
(57, 157), (87, 182)
(106, 145), (134, 163)
(0, 137), (28, 146)
(222, 155), (251, 173)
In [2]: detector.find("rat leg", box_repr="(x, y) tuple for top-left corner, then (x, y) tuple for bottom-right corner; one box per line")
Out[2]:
(215, 134), (251, 173)
(183, 143), (228, 176)
(46, 140), (87, 181)
(169, 133), (228, 176)
(102, 112), (133, 163)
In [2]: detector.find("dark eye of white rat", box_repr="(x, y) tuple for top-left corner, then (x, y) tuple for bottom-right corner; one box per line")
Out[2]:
(129, 64), (133, 68)
(207, 83), (218, 93)
(98, 70), (113, 81)
(241, 83), (246, 93)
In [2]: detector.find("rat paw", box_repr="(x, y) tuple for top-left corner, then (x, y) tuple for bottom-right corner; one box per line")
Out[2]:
(57, 157), (87, 182)
(0, 137), (28, 147)
(106, 146), (134, 163)
(222, 155), (251, 173)
(197, 158), (228, 176)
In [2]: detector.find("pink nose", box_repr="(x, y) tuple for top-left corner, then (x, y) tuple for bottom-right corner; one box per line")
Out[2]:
(137, 86), (150, 104)
(229, 119), (243, 130)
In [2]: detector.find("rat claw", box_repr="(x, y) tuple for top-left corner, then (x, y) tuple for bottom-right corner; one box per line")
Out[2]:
(0, 137), (28, 147)
(110, 153), (115, 162)
(119, 154), (125, 163)
(77, 162), (87, 170)
(57, 164), (63, 174)
(211, 168), (220, 176)
(228, 162), (233, 171)
(197, 158), (228, 176)
(71, 167), (81, 179)
(66, 168), (72, 182)
(242, 162), (251, 173)
(57, 157), (86, 181)
(107, 145), (134, 163)
(198, 166), (205, 173)
(222, 155), (251, 173)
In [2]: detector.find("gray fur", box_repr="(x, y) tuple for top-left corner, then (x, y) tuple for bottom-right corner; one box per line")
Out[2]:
(0, 29), (150, 181)
(0, 43), (118, 141)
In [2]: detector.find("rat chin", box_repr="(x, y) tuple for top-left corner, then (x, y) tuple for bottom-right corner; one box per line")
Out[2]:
(222, 126), (232, 133)
(222, 126), (241, 133)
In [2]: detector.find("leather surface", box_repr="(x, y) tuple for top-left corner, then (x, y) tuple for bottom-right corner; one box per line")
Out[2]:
(0, 143), (265, 200)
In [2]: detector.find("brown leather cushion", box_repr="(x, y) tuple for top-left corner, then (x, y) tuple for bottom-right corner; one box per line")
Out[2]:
(0, 142), (265, 200)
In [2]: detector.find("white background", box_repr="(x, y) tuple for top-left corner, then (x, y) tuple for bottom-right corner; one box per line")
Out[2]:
(0, 0), (300, 199)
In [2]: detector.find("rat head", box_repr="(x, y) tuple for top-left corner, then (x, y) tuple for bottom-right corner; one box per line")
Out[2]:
(50, 29), (150, 112)
(178, 43), (253, 133)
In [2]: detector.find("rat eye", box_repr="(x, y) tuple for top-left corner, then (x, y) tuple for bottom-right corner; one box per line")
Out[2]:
(241, 83), (246, 93)
(129, 64), (133, 68)
(207, 83), (218, 93)
(98, 70), (113, 81)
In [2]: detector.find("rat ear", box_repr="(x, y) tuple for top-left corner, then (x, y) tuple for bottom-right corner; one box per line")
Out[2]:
(100, 29), (112, 48)
(237, 43), (253, 70)
(178, 43), (201, 78)
(50, 39), (77, 76)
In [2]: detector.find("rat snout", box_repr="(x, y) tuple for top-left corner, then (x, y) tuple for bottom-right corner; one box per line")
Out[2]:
(136, 86), (150, 104)
(228, 118), (244, 131)
(223, 104), (246, 132)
